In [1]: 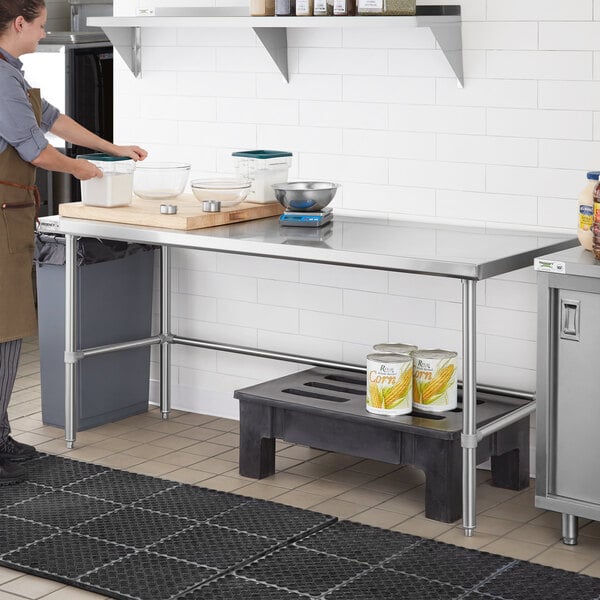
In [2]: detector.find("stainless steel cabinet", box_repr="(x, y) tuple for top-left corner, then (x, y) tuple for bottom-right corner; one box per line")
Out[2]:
(535, 246), (600, 545)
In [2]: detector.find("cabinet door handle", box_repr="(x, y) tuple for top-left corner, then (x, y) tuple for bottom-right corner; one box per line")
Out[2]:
(560, 299), (580, 341)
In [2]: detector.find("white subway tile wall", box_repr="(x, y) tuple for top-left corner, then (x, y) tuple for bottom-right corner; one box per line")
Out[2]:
(106, 0), (597, 470)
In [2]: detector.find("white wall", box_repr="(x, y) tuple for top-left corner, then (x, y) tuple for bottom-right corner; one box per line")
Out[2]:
(45, 0), (71, 32)
(110, 0), (593, 468)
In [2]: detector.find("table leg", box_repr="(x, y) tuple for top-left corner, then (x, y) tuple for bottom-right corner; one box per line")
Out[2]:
(415, 437), (462, 523)
(490, 418), (529, 491)
(64, 234), (77, 449)
(160, 245), (171, 420)
(562, 514), (579, 545)
(239, 402), (275, 479)
(462, 278), (477, 536)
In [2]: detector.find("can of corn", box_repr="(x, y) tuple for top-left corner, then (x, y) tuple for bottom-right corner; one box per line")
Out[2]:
(412, 349), (458, 412)
(372, 342), (418, 355)
(366, 353), (412, 416)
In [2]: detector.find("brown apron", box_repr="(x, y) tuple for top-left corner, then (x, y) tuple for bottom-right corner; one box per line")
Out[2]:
(0, 77), (41, 343)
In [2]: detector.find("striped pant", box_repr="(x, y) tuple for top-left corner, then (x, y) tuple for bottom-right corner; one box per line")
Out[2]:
(0, 339), (21, 442)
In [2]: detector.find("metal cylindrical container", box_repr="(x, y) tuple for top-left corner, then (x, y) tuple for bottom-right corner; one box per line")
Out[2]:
(412, 349), (458, 412)
(372, 342), (417, 355)
(366, 353), (412, 416)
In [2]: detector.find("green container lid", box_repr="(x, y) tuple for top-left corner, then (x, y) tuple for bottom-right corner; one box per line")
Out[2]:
(232, 150), (292, 159)
(76, 153), (132, 162)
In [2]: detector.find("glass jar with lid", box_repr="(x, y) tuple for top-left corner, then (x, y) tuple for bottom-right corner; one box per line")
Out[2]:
(250, 0), (275, 16)
(333, 0), (356, 15)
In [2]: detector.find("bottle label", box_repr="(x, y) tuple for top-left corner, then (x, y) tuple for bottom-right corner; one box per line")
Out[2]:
(594, 200), (600, 223)
(296, 0), (309, 13)
(580, 204), (594, 230)
(314, 0), (327, 13)
(334, 0), (346, 12)
(358, 0), (383, 8)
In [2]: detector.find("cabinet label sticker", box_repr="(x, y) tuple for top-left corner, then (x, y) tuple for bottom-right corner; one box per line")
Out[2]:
(534, 259), (566, 274)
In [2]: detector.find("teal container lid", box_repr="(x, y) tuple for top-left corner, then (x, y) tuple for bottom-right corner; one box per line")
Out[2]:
(76, 153), (132, 162)
(232, 150), (292, 159)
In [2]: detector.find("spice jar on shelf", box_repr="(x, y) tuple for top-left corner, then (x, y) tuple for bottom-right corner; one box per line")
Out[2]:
(275, 0), (295, 15)
(313, 0), (332, 15)
(357, 0), (414, 15)
(295, 0), (314, 15)
(334, 0), (356, 15)
(250, 0), (275, 15)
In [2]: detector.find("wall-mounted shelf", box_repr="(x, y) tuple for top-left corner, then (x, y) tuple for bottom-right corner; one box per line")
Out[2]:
(88, 5), (462, 86)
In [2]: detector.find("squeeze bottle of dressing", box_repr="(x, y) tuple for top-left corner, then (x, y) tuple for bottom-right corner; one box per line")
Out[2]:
(578, 171), (600, 251)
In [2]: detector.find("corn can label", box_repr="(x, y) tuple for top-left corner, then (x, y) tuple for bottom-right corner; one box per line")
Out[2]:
(413, 350), (457, 412)
(366, 353), (412, 416)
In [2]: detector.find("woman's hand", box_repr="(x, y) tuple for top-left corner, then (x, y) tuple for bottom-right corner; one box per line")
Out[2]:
(73, 159), (103, 181)
(111, 145), (148, 162)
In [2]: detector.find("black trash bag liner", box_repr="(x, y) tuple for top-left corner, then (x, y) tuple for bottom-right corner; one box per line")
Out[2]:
(34, 233), (155, 267)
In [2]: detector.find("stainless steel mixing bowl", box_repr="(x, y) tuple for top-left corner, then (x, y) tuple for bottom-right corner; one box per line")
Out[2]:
(272, 181), (339, 212)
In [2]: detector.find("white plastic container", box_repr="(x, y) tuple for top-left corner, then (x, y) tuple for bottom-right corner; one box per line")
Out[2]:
(78, 153), (134, 207)
(232, 150), (292, 203)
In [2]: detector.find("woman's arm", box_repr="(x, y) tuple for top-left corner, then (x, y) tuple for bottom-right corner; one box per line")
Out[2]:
(50, 114), (148, 161)
(31, 144), (101, 180)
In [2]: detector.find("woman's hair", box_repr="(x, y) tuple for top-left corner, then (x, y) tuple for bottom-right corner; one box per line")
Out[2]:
(0, 0), (46, 33)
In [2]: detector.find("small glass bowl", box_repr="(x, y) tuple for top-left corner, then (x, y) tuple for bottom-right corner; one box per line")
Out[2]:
(191, 177), (252, 208)
(133, 162), (191, 200)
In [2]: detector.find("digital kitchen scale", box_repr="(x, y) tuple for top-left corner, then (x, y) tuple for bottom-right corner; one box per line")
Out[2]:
(279, 208), (333, 227)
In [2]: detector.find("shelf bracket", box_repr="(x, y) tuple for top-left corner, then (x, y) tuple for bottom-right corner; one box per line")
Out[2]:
(429, 22), (463, 87)
(253, 27), (288, 83)
(102, 26), (142, 78)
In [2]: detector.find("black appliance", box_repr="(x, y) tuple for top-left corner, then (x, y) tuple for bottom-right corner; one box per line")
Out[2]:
(21, 32), (113, 215)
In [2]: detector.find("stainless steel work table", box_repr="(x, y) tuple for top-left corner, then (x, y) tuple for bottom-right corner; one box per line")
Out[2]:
(38, 214), (578, 536)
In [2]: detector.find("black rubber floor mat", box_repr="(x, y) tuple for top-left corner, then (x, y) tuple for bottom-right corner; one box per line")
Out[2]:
(183, 575), (307, 599)
(296, 520), (420, 564)
(0, 454), (335, 599)
(65, 468), (178, 504)
(1, 454), (599, 600)
(0, 481), (48, 508)
(149, 523), (278, 570)
(81, 550), (217, 600)
(236, 545), (369, 596)
(133, 484), (248, 521)
(1, 489), (118, 528)
(4, 531), (133, 580)
(383, 538), (514, 587)
(208, 499), (334, 542)
(72, 505), (193, 549)
(24, 454), (108, 487)
(477, 561), (600, 600)
(323, 566), (463, 599)
(0, 514), (58, 552)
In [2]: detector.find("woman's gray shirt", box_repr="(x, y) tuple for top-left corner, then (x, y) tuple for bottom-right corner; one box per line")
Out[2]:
(0, 48), (60, 163)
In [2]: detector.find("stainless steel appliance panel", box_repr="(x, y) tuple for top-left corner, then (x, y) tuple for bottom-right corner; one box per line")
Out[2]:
(554, 288), (600, 504)
(535, 246), (600, 543)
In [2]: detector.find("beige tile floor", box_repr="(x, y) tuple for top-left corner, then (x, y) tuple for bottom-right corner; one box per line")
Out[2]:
(2, 338), (600, 599)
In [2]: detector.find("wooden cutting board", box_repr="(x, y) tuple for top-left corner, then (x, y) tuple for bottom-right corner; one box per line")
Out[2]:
(58, 194), (284, 230)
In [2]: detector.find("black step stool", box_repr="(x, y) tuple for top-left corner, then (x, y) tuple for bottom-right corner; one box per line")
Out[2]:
(235, 367), (530, 523)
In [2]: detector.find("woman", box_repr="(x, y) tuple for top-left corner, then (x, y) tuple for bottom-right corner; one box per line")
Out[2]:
(0, 0), (147, 484)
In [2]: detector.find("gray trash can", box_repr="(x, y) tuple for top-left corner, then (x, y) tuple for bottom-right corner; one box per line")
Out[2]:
(34, 234), (156, 431)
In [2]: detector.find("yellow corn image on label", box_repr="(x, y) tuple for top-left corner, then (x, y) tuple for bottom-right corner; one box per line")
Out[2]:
(366, 353), (412, 416)
(412, 352), (457, 412)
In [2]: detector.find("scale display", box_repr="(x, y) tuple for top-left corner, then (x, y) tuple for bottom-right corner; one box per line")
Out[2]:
(279, 208), (333, 228)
